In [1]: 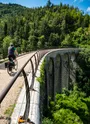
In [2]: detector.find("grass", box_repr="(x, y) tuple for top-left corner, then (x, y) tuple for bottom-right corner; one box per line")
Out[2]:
(4, 104), (16, 117)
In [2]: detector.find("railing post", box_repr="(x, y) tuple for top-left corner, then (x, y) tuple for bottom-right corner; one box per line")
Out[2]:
(30, 59), (35, 89)
(22, 69), (30, 120)
(36, 52), (39, 65)
(34, 54), (37, 72)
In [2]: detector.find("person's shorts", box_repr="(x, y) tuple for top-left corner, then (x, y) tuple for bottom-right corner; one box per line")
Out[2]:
(8, 55), (16, 61)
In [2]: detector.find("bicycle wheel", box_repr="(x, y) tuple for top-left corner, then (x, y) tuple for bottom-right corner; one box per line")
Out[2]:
(7, 60), (18, 76)
(7, 62), (12, 76)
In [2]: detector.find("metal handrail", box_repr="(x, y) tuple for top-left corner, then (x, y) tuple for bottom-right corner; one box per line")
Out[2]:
(0, 50), (48, 122)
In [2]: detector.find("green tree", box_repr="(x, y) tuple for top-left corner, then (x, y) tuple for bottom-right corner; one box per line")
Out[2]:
(49, 33), (60, 47)
(21, 39), (27, 52)
(28, 35), (38, 50)
(4, 22), (7, 36)
(53, 109), (83, 124)
(3, 36), (12, 58)
(46, 0), (52, 8)
(37, 35), (45, 48)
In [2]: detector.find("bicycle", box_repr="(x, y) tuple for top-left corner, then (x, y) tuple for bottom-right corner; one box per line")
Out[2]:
(5, 58), (18, 76)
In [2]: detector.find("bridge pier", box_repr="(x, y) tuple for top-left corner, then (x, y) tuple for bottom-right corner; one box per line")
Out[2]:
(54, 54), (62, 94)
(61, 54), (69, 91)
(44, 49), (79, 105)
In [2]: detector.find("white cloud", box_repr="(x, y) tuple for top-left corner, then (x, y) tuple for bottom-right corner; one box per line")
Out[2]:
(87, 7), (90, 12)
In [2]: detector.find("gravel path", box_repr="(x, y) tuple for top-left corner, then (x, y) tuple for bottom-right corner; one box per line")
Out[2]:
(0, 52), (35, 124)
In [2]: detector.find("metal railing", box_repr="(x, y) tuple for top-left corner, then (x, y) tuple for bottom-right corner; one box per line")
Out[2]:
(0, 50), (49, 123)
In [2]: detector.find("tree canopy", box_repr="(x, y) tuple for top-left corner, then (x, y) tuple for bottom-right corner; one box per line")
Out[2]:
(0, 1), (90, 59)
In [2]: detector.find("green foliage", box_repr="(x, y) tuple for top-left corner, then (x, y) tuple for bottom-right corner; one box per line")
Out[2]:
(2, 36), (12, 58)
(4, 104), (16, 117)
(46, 0), (52, 8)
(49, 33), (60, 47)
(61, 27), (90, 47)
(37, 59), (48, 120)
(47, 85), (90, 124)
(37, 59), (45, 85)
(53, 109), (83, 124)
(42, 118), (54, 124)
(61, 34), (72, 47)
(21, 39), (27, 52)
(28, 35), (38, 50)
(76, 48), (90, 96)
(38, 35), (45, 48)
(0, 2), (90, 58)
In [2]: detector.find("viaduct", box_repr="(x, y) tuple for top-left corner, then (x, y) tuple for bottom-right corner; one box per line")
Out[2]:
(0, 48), (80, 124)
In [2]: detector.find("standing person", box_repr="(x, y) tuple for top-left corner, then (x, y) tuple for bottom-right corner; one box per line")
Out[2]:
(8, 43), (18, 62)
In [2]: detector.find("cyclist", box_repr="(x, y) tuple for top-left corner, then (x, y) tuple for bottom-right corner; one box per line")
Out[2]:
(8, 43), (18, 63)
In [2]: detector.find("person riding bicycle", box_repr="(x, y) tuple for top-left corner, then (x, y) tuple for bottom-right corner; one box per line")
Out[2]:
(8, 43), (18, 63)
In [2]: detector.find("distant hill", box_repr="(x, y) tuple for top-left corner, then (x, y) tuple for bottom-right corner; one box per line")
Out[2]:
(0, 3), (27, 17)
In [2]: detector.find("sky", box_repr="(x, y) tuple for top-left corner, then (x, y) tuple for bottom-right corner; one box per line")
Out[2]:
(0, 0), (90, 14)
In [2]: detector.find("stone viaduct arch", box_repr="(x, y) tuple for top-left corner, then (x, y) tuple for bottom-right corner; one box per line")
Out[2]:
(44, 49), (79, 103)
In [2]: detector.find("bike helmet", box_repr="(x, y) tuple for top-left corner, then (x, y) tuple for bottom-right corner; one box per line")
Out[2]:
(10, 43), (14, 46)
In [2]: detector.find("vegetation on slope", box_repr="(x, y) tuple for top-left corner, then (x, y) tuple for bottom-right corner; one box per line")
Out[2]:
(42, 86), (90, 124)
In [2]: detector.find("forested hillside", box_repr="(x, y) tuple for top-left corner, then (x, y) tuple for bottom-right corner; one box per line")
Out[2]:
(0, 1), (90, 59)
